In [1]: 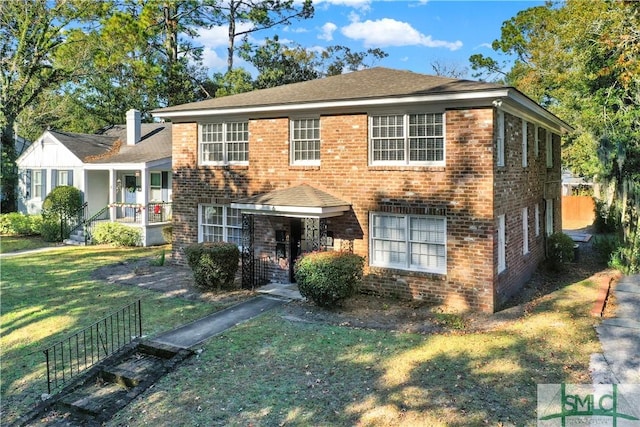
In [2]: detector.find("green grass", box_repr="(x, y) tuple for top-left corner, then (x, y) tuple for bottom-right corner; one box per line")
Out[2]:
(109, 277), (603, 427)
(0, 235), (57, 254)
(0, 246), (220, 425)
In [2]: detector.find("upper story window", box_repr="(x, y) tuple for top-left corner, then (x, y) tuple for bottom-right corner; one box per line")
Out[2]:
(546, 131), (553, 168)
(522, 118), (528, 168)
(496, 110), (505, 167)
(54, 169), (72, 187)
(150, 172), (162, 201)
(370, 212), (447, 274)
(200, 121), (249, 165)
(370, 113), (445, 166)
(290, 118), (320, 165)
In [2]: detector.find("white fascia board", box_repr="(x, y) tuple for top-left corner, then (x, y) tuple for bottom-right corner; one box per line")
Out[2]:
(152, 89), (512, 120)
(502, 90), (573, 134)
(230, 203), (350, 218)
(83, 162), (147, 170)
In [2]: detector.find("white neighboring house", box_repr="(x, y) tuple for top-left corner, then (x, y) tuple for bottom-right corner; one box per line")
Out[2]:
(16, 109), (172, 246)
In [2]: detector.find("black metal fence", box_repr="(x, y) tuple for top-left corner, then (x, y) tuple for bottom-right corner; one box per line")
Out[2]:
(147, 202), (172, 223)
(42, 300), (142, 394)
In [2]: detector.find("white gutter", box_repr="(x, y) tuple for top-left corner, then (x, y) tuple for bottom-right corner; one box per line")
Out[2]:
(152, 89), (512, 119)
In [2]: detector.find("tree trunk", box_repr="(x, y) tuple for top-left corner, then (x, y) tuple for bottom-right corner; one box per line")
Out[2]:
(1, 117), (18, 212)
(227, 1), (237, 72)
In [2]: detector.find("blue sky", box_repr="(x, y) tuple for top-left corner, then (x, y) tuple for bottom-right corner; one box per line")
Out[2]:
(197, 0), (545, 79)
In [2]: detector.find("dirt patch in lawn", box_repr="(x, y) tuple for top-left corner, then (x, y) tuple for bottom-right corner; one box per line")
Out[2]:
(91, 228), (617, 334)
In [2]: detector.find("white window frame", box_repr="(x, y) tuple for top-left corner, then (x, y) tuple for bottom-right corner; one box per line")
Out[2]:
(534, 124), (539, 158)
(198, 204), (243, 247)
(369, 112), (445, 166)
(290, 118), (321, 165)
(32, 170), (43, 199)
(545, 199), (554, 236)
(498, 214), (506, 273)
(535, 203), (540, 237)
(150, 172), (162, 201)
(522, 118), (528, 168)
(199, 121), (249, 166)
(522, 207), (529, 255)
(369, 212), (447, 274)
(57, 170), (69, 187)
(496, 110), (505, 167)
(546, 131), (553, 168)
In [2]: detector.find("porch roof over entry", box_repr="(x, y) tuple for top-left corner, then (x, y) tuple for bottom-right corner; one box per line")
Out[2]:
(231, 184), (351, 218)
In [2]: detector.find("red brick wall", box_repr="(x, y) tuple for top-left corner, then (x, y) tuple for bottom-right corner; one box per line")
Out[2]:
(171, 107), (561, 312)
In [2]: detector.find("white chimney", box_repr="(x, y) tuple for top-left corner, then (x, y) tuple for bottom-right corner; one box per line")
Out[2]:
(126, 109), (141, 146)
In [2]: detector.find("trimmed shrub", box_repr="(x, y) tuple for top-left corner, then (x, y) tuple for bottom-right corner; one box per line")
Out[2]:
(40, 219), (62, 242)
(185, 242), (240, 291)
(294, 251), (365, 308)
(92, 222), (142, 247)
(0, 213), (42, 236)
(546, 232), (576, 271)
(41, 186), (83, 241)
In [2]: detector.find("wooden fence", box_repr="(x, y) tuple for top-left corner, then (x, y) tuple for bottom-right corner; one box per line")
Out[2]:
(562, 196), (595, 230)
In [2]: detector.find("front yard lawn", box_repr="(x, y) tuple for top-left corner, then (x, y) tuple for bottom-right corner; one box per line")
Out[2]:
(109, 275), (605, 426)
(0, 246), (219, 425)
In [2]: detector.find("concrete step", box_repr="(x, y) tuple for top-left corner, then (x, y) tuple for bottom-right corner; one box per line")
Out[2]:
(101, 353), (165, 388)
(60, 381), (128, 417)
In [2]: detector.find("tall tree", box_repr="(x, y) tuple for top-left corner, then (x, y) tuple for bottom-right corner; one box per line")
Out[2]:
(0, 0), (107, 212)
(239, 37), (387, 89)
(214, 0), (314, 72)
(469, 0), (640, 272)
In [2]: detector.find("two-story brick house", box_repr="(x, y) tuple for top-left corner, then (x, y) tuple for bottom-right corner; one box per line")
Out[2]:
(153, 67), (571, 312)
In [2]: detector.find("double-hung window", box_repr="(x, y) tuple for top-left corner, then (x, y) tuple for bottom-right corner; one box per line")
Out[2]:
(370, 113), (445, 165)
(199, 204), (242, 247)
(370, 213), (446, 274)
(291, 118), (320, 165)
(32, 170), (44, 198)
(496, 110), (505, 167)
(200, 121), (248, 165)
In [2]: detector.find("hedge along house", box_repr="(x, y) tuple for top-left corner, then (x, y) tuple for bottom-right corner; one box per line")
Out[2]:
(16, 109), (173, 246)
(154, 68), (571, 312)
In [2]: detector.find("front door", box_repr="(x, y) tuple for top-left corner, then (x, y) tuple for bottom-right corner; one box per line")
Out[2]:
(124, 175), (137, 217)
(289, 218), (302, 282)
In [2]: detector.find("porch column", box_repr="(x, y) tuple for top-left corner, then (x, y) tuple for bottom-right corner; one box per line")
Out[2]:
(109, 169), (118, 221)
(241, 213), (254, 289)
(140, 169), (148, 226)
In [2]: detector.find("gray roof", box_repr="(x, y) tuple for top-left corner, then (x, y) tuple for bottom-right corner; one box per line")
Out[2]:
(92, 123), (172, 163)
(154, 67), (507, 114)
(49, 130), (117, 160)
(51, 123), (172, 164)
(233, 184), (349, 208)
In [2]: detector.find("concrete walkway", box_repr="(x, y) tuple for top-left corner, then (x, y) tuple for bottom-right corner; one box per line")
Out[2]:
(593, 274), (640, 384)
(151, 286), (302, 349)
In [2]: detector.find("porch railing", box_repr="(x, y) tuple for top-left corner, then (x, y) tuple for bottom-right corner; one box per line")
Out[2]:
(83, 205), (110, 244)
(147, 202), (172, 224)
(42, 300), (142, 394)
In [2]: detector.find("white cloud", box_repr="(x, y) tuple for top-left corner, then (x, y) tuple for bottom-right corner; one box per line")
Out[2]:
(318, 22), (337, 41)
(341, 18), (463, 51)
(197, 23), (255, 50)
(202, 47), (228, 72)
(475, 43), (493, 50)
(315, 0), (371, 11)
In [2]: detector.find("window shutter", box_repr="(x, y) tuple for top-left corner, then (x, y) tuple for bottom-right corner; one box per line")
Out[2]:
(51, 169), (57, 187)
(41, 171), (47, 197)
(26, 169), (32, 198)
(67, 170), (74, 185)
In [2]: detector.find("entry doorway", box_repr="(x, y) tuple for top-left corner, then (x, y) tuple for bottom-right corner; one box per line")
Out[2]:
(289, 218), (302, 282)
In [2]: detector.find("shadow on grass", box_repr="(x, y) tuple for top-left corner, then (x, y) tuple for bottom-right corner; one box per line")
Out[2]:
(0, 246), (216, 426)
(108, 277), (600, 426)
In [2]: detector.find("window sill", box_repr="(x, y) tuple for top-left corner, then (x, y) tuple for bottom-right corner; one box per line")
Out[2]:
(199, 164), (249, 170)
(369, 264), (447, 277)
(368, 165), (446, 172)
(288, 165), (320, 171)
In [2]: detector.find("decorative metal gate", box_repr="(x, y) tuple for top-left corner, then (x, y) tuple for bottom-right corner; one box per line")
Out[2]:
(241, 213), (254, 289)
